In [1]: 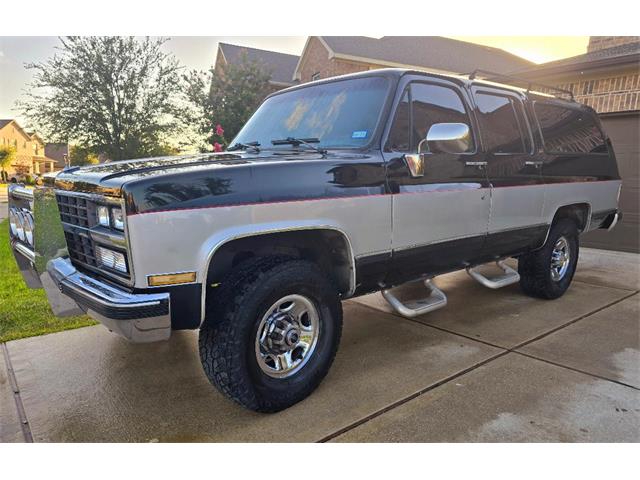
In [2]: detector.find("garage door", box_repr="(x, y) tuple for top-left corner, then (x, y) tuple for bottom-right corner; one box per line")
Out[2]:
(583, 112), (639, 253)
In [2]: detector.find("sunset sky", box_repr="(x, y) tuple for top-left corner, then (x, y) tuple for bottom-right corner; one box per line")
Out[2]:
(0, 36), (591, 123)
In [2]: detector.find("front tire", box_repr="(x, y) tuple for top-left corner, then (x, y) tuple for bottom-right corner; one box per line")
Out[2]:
(518, 218), (580, 299)
(199, 257), (342, 412)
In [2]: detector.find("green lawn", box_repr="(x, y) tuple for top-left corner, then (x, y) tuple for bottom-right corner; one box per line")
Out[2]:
(0, 219), (95, 342)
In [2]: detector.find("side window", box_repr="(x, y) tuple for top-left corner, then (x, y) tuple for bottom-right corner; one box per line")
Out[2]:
(474, 92), (529, 154)
(534, 102), (606, 154)
(386, 82), (474, 153)
(410, 83), (473, 152)
(387, 89), (410, 151)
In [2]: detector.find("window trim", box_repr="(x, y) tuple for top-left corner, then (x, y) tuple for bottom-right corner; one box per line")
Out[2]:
(472, 87), (534, 156)
(383, 79), (478, 155)
(532, 100), (608, 156)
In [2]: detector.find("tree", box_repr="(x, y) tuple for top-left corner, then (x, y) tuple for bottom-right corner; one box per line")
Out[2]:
(18, 37), (191, 161)
(185, 52), (272, 150)
(68, 145), (99, 166)
(0, 145), (16, 183)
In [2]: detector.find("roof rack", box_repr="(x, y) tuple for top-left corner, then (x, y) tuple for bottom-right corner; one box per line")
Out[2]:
(467, 69), (575, 101)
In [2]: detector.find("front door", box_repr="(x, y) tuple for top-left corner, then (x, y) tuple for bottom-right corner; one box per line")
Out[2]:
(471, 86), (546, 257)
(384, 79), (491, 283)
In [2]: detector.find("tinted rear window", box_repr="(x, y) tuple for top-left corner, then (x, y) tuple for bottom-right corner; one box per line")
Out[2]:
(475, 92), (528, 154)
(534, 103), (606, 154)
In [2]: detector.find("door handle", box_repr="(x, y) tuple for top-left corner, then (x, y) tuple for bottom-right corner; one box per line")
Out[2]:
(525, 161), (544, 167)
(465, 161), (487, 168)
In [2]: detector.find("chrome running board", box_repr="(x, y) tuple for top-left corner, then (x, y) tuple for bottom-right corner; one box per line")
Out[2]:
(381, 278), (447, 318)
(466, 260), (520, 289)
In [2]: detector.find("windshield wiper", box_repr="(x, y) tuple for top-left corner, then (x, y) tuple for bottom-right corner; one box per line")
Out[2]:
(227, 141), (261, 152)
(271, 137), (327, 155)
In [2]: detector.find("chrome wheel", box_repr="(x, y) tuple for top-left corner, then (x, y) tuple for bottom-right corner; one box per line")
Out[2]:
(255, 294), (320, 378)
(550, 236), (571, 282)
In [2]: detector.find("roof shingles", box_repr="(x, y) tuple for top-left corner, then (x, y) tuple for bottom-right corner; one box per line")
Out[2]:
(512, 41), (640, 75)
(218, 43), (299, 85)
(320, 36), (534, 75)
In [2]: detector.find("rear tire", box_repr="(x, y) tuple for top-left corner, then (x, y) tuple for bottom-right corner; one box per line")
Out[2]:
(199, 257), (342, 412)
(518, 218), (579, 299)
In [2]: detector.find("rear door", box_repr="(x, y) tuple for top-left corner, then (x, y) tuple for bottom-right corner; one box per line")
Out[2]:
(471, 86), (547, 257)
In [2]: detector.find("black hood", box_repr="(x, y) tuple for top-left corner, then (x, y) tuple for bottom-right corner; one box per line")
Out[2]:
(53, 151), (350, 197)
(51, 150), (387, 216)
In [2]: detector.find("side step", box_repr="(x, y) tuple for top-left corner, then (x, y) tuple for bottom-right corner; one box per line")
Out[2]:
(466, 260), (520, 289)
(381, 278), (447, 318)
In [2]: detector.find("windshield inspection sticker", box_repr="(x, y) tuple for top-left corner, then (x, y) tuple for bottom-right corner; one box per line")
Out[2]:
(351, 130), (368, 139)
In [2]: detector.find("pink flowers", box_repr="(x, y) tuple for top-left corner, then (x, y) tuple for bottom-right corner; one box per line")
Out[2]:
(212, 123), (225, 152)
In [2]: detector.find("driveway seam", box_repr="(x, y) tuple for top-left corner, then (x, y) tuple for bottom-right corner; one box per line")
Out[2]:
(572, 279), (637, 292)
(513, 350), (640, 391)
(508, 290), (639, 351)
(1, 343), (33, 443)
(330, 289), (639, 442)
(355, 289), (638, 353)
(317, 350), (509, 443)
(353, 301), (507, 350)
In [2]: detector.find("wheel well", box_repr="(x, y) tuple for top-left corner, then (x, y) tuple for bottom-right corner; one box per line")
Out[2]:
(552, 203), (591, 232)
(205, 229), (353, 298)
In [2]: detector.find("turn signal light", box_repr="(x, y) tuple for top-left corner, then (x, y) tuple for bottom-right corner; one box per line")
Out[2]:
(148, 272), (196, 287)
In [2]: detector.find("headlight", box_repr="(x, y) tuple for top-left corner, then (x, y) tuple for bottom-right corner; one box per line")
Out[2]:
(97, 206), (110, 228)
(23, 212), (34, 246)
(9, 208), (19, 237)
(112, 208), (124, 231)
(15, 211), (26, 242)
(95, 245), (128, 273)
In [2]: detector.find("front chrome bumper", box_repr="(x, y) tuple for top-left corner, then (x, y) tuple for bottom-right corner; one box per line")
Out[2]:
(8, 184), (171, 343)
(48, 257), (171, 342)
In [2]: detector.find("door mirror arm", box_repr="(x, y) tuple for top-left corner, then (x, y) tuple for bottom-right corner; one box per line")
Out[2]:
(402, 139), (429, 178)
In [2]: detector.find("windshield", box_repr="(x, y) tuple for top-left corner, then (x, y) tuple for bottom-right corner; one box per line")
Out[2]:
(232, 76), (390, 150)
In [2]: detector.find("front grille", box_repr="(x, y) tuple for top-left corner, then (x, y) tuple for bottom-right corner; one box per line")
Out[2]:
(55, 190), (131, 282)
(56, 193), (90, 227)
(64, 230), (98, 268)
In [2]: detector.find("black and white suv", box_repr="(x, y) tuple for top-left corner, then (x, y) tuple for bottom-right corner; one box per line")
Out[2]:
(8, 68), (622, 412)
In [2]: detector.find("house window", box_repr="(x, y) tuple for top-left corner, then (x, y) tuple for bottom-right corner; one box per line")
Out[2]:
(311, 72), (321, 81)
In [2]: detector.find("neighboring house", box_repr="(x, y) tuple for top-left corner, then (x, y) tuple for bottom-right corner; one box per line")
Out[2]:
(0, 119), (57, 180)
(45, 142), (70, 169)
(214, 42), (299, 91)
(513, 36), (640, 253)
(294, 36), (534, 83)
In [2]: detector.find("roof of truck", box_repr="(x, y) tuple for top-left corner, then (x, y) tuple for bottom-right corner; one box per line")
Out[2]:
(276, 68), (569, 103)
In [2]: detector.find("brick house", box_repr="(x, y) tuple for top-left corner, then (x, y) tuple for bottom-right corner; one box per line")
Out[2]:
(214, 42), (299, 91)
(0, 119), (57, 181)
(514, 37), (640, 253)
(294, 36), (534, 83)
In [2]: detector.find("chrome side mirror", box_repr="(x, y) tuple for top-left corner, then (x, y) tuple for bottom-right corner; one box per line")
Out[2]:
(426, 123), (472, 154)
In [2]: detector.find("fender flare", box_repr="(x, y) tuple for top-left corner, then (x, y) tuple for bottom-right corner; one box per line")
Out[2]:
(197, 221), (356, 325)
(538, 201), (593, 249)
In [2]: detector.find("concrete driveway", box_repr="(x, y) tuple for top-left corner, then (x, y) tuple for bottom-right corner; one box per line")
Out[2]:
(1, 248), (638, 442)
